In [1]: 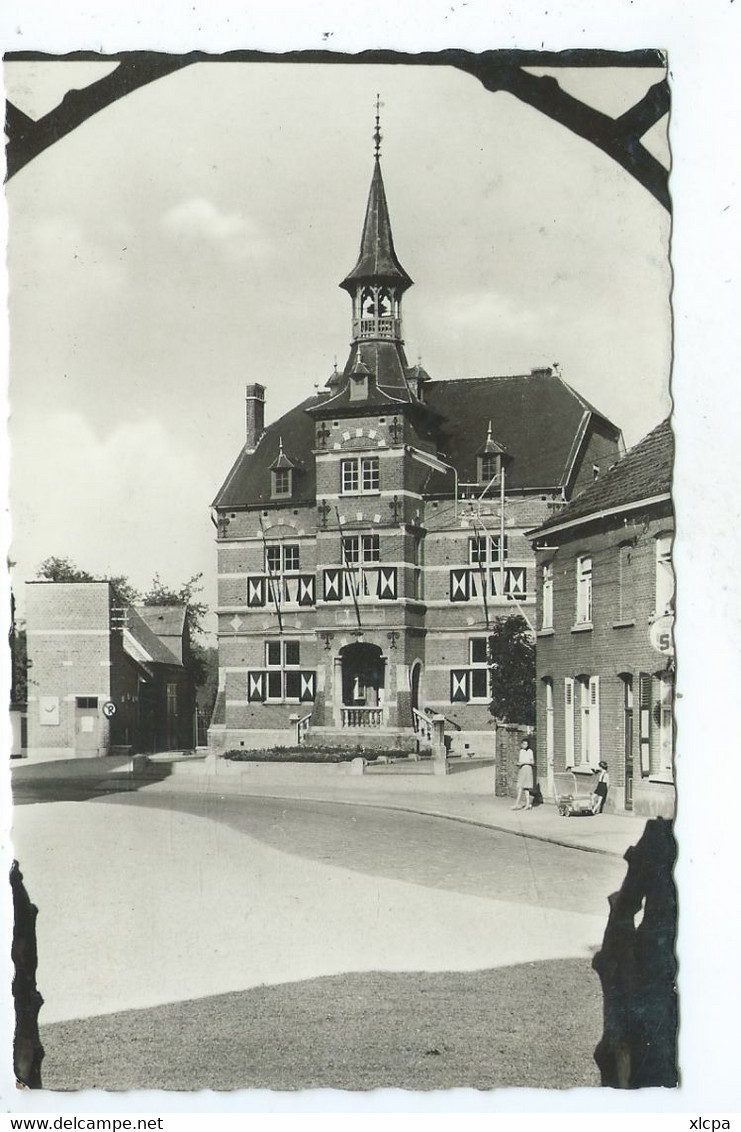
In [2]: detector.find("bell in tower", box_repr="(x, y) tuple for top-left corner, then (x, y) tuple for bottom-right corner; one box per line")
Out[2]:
(339, 96), (413, 347)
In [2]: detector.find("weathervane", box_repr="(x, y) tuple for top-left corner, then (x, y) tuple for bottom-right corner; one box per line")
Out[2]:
(373, 93), (383, 159)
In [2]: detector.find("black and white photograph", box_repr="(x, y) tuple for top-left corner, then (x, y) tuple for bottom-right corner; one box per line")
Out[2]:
(1, 2), (739, 1117)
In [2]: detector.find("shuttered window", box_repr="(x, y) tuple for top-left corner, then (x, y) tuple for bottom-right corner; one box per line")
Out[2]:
(564, 678), (575, 767)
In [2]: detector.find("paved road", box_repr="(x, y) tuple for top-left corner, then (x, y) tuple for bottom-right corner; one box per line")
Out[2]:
(104, 789), (626, 918)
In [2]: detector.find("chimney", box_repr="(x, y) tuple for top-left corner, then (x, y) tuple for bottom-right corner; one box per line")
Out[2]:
(245, 384), (265, 452)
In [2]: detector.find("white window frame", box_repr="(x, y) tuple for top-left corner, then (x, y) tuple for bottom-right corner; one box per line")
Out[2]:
(651, 674), (674, 781)
(618, 542), (635, 621)
(264, 543), (301, 604)
(264, 639), (302, 702)
(588, 675), (600, 769)
(341, 534), (382, 597)
(479, 454), (500, 483)
(271, 468), (292, 498)
(655, 532), (674, 617)
(577, 676), (591, 767)
(541, 562), (553, 630)
(340, 456), (380, 495)
(576, 555), (593, 625)
(469, 535), (508, 565)
(468, 637), (490, 703)
(564, 678), (575, 767)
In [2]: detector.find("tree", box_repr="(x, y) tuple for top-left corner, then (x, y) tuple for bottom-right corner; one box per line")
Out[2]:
(487, 614), (536, 726)
(32, 558), (213, 705)
(36, 557), (139, 606)
(193, 644), (219, 724)
(140, 572), (208, 639)
(140, 573), (210, 696)
(37, 556), (94, 584)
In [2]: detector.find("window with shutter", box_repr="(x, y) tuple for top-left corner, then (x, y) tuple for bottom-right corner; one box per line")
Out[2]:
(588, 676), (600, 768)
(638, 672), (651, 776)
(450, 670), (470, 703)
(564, 678), (575, 767)
(655, 532), (674, 616)
(541, 562), (554, 629)
(576, 556), (593, 624)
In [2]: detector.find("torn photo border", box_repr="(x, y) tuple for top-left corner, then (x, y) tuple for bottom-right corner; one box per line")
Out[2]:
(0, 22), (737, 1118)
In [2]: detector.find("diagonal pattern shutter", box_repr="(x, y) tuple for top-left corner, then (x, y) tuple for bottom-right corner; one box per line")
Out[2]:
(298, 575), (316, 606)
(450, 669), (470, 702)
(247, 671), (266, 702)
(323, 569), (341, 601)
(246, 577), (266, 608)
(450, 569), (470, 602)
(378, 567), (397, 600)
(299, 672), (316, 702)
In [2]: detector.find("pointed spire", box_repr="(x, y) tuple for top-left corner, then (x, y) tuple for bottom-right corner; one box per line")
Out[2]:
(340, 104), (413, 295)
(269, 436), (296, 470)
(480, 420), (507, 456)
(325, 358), (342, 389)
(373, 93), (382, 159)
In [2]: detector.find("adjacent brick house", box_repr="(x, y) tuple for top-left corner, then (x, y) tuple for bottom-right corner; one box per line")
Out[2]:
(528, 420), (675, 817)
(209, 150), (623, 753)
(25, 581), (195, 759)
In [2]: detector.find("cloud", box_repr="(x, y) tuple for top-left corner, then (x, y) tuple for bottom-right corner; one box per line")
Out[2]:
(447, 289), (557, 333)
(9, 412), (216, 627)
(161, 197), (268, 260)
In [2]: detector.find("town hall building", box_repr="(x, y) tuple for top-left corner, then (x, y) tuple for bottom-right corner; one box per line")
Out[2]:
(209, 137), (624, 754)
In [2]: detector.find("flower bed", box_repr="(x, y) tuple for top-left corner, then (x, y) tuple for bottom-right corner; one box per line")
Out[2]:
(223, 746), (416, 764)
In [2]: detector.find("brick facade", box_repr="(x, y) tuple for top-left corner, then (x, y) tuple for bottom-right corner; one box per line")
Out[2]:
(209, 154), (623, 755)
(25, 581), (195, 759)
(529, 422), (675, 817)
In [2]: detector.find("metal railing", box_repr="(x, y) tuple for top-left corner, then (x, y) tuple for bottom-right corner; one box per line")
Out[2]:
(295, 712), (312, 744)
(412, 708), (433, 744)
(341, 707), (384, 728)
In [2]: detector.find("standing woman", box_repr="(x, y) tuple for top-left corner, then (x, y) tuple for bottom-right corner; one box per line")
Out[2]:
(512, 738), (535, 810)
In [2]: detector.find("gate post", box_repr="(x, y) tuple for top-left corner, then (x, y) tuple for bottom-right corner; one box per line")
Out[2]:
(431, 715), (448, 774)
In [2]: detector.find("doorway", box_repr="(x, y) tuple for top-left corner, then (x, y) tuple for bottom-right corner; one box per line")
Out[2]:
(410, 660), (423, 715)
(338, 642), (386, 726)
(74, 696), (100, 756)
(621, 674), (634, 810)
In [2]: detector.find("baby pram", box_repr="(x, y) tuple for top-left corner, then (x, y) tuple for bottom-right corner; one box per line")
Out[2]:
(554, 771), (596, 817)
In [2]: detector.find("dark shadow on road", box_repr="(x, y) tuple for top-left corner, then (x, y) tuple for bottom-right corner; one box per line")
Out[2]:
(100, 790), (626, 916)
(11, 758), (174, 805)
(40, 958), (603, 1092)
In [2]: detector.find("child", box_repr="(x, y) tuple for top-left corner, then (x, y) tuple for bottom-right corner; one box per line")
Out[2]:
(592, 760), (610, 814)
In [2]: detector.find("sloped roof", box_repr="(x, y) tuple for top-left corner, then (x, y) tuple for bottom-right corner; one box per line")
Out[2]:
(423, 372), (621, 490)
(135, 605), (187, 637)
(531, 418), (673, 535)
(124, 605), (182, 668)
(213, 395), (322, 509)
(340, 158), (413, 294)
(213, 371), (621, 509)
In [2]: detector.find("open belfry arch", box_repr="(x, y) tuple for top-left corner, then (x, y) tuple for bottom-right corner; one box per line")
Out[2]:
(209, 107), (624, 754)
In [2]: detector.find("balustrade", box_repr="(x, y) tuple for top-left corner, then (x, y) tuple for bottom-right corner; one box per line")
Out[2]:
(341, 707), (385, 728)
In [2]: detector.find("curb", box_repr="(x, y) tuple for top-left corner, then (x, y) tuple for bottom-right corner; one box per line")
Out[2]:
(149, 779), (632, 858)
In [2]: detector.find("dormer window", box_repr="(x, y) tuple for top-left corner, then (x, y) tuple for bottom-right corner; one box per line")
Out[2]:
(350, 370), (369, 401)
(272, 469), (292, 498)
(269, 437), (296, 500)
(479, 453), (501, 483)
(476, 421), (510, 487)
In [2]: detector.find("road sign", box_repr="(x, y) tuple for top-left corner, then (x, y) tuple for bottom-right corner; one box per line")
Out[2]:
(102, 701), (117, 718)
(649, 614), (674, 656)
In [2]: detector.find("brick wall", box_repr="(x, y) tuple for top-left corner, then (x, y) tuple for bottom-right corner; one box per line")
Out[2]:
(533, 502), (675, 817)
(26, 582), (113, 757)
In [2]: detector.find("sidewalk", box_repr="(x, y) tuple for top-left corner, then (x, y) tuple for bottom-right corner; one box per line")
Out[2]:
(139, 755), (647, 858)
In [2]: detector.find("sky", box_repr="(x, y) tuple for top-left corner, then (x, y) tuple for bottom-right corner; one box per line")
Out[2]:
(4, 58), (672, 631)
